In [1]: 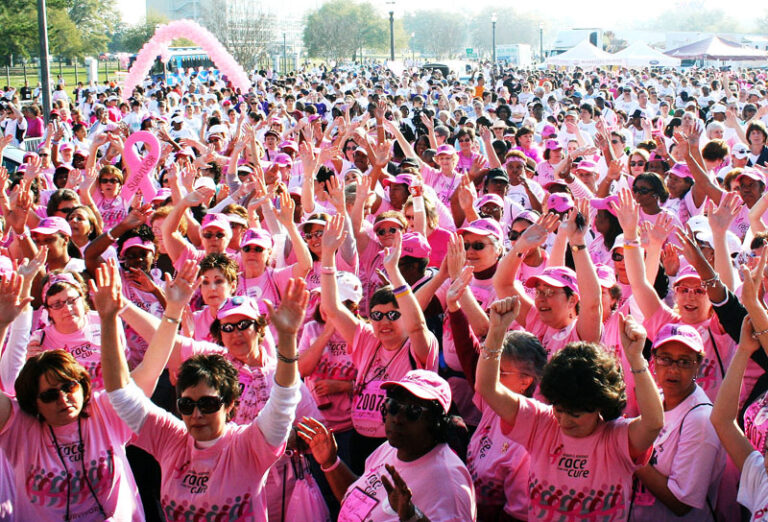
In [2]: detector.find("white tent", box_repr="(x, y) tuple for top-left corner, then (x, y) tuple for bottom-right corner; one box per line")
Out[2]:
(614, 42), (681, 67)
(546, 40), (623, 67)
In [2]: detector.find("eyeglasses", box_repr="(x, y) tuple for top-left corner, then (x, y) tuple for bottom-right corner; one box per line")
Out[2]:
(47, 295), (81, 310)
(611, 139), (621, 144)
(629, 161), (646, 167)
(380, 397), (430, 422)
(464, 241), (488, 251)
(303, 230), (324, 240)
(242, 245), (265, 253)
(509, 229), (526, 241)
(38, 380), (80, 403)
(653, 354), (697, 370)
(177, 396), (225, 415)
(674, 286), (706, 296)
(344, 146), (356, 151)
(370, 310), (402, 321)
(611, 252), (624, 262)
(220, 319), (257, 333)
(99, 178), (120, 184)
(57, 206), (76, 215)
(534, 288), (565, 298)
(632, 186), (655, 196)
(202, 232), (226, 240)
(376, 227), (400, 236)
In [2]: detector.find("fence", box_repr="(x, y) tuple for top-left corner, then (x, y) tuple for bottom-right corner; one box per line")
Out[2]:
(3, 60), (122, 91)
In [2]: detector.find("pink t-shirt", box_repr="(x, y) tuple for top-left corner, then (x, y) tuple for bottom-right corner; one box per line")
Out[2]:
(744, 390), (768, 453)
(133, 401), (282, 521)
(338, 442), (476, 521)
(420, 165), (462, 207)
(426, 227), (451, 268)
(349, 323), (438, 437)
(524, 307), (581, 359)
(643, 306), (735, 402)
(298, 320), (357, 432)
(358, 238), (385, 318)
(0, 392), (142, 520)
(236, 265), (294, 311)
(191, 307), (216, 343)
(121, 269), (164, 369)
(29, 311), (127, 391)
(507, 397), (648, 521)
(92, 192), (128, 231)
(601, 311), (638, 417)
(0, 451), (14, 522)
(467, 397), (529, 520)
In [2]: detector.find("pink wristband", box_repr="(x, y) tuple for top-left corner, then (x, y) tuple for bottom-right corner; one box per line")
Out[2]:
(320, 266), (336, 275)
(321, 457), (341, 472)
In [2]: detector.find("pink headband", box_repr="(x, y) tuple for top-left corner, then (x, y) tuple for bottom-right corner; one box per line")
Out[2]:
(505, 156), (526, 166)
(42, 272), (81, 298)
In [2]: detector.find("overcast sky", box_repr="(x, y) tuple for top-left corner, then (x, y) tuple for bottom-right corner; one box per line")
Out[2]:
(124, 0), (761, 32)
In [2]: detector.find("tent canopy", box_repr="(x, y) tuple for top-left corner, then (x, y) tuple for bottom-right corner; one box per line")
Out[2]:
(614, 42), (681, 67)
(665, 35), (767, 61)
(546, 40), (622, 67)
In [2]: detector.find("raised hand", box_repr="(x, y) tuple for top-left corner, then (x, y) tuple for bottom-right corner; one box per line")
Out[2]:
(673, 225), (707, 267)
(324, 174), (346, 214)
(738, 315), (761, 356)
(706, 191), (742, 234)
(89, 259), (124, 318)
(618, 313), (647, 358)
(515, 213), (559, 253)
(564, 198), (590, 243)
(446, 232), (467, 280)
(0, 273), (33, 326)
(612, 188), (639, 237)
(741, 251), (767, 308)
(382, 464), (419, 521)
(446, 265), (473, 310)
(18, 247), (47, 287)
(488, 297), (520, 333)
(121, 203), (153, 229)
(320, 213), (347, 256)
(264, 277), (309, 335)
(382, 229), (403, 276)
(660, 242), (681, 277)
(371, 140), (392, 168)
(182, 186), (215, 207)
(296, 417), (338, 468)
(163, 259), (200, 316)
(647, 212), (674, 246)
(275, 189), (296, 226)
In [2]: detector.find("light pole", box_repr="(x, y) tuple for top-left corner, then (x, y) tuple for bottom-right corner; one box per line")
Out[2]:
(410, 32), (415, 63)
(539, 23), (544, 62)
(491, 13), (497, 64)
(37, 0), (52, 121)
(387, 1), (395, 61)
(282, 32), (287, 73)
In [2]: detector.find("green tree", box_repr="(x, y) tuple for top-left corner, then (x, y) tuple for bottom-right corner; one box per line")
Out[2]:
(304, 0), (388, 62)
(47, 7), (83, 59)
(67, 0), (119, 56)
(466, 8), (546, 58)
(645, 1), (743, 33)
(113, 12), (169, 53)
(403, 10), (466, 59)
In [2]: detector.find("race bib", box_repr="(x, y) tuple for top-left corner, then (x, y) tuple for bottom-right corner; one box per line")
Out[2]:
(338, 487), (379, 522)
(352, 381), (386, 438)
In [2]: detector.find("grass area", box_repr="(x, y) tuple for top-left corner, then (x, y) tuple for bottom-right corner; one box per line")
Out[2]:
(2, 61), (125, 91)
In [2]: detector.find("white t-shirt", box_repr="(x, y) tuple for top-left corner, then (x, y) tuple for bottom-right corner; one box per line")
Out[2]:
(737, 450), (768, 521)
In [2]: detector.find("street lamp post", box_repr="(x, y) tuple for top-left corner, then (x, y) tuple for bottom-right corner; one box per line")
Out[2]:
(37, 0), (52, 121)
(410, 32), (415, 63)
(283, 33), (287, 73)
(387, 1), (395, 61)
(539, 23), (544, 62)
(491, 13), (497, 64)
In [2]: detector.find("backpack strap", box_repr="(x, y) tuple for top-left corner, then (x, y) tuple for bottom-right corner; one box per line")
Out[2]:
(707, 327), (726, 379)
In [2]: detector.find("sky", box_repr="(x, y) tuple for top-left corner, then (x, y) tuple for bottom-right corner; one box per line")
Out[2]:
(122, 0), (762, 32)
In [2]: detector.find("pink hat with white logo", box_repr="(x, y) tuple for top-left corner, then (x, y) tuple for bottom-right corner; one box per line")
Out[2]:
(542, 124), (557, 137)
(458, 218), (503, 242)
(434, 144), (457, 157)
(652, 323), (704, 354)
(736, 168), (765, 185)
(400, 232), (431, 259)
(673, 265), (702, 286)
(217, 295), (261, 321)
(475, 193), (505, 209)
(575, 160), (599, 174)
(382, 369), (452, 414)
(525, 266), (579, 296)
(274, 153), (293, 167)
(666, 163), (692, 180)
(200, 213), (232, 233)
(279, 140), (299, 152)
(545, 139), (563, 151)
(32, 216), (72, 237)
(595, 263), (617, 288)
(382, 173), (417, 188)
(240, 228), (273, 249)
(547, 193), (574, 213)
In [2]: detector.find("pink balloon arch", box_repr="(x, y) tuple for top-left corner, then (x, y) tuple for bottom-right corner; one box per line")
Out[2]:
(121, 19), (251, 100)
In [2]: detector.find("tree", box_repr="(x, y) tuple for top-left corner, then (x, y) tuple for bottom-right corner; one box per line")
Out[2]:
(67, 0), (120, 56)
(403, 10), (466, 59)
(304, 0), (388, 62)
(47, 7), (83, 59)
(112, 12), (168, 53)
(201, 0), (274, 69)
(467, 8), (546, 58)
(645, 1), (743, 33)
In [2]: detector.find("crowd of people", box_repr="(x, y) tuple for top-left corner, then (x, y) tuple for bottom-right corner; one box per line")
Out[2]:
(1, 60), (768, 520)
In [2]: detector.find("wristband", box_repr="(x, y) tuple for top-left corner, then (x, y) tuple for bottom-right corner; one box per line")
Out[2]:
(105, 229), (117, 242)
(119, 303), (130, 314)
(623, 238), (640, 246)
(162, 315), (181, 324)
(701, 274), (720, 288)
(623, 244), (640, 250)
(394, 288), (412, 299)
(481, 347), (503, 360)
(320, 266), (336, 275)
(752, 328), (768, 340)
(630, 363), (649, 374)
(321, 456), (341, 472)
(277, 352), (299, 363)
(392, 285), (409, 295)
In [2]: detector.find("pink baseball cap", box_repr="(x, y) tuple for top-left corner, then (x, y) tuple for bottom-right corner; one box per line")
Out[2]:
(400, 232), (431, 259)
(151, 188), (172, 203)
(547, 193), (574, 213)
(525, 266), (579, 295)
(382, 173), (417, 188)
(120, 237), (156, 257)
(575, 160), (599, 174)
(382, 369), (452, 414)
(652, 323), (704, 354)
(200, 213), (232, 233)
(274, 153), (293, 167)
(59, 143), (74, 152)
(666, 163), (692, 180)
(217, 295), (261, 321)
(673, 265), (702, 286)
(279, 140), (299, 152)
(32, 216), (72, 237)
(545, 139), (563, 151)
(374, 216), (404, 231)
(240, 228), (273, 249)
(590, 195), (619, 216)
(458, 218), (503, 242)
(595, 264), (617, 288)
(541, 124), (557, 137)
(736, 168), (765, 185)
(475, 193), (504, 209)
(435, 144), (457, 157)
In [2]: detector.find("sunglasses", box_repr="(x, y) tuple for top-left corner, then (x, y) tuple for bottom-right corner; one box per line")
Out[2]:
(611, 251), (624, 262)
(57, 207), (76, 215)
(629, 161), (646, 167)
(38, 380), (80, 403)
(47, 295), (81, 310)
(202, 232), (226, 240)
(99, 178), (120, 184)
(674, 286), (706, 296)
(303, 230), (324, 240)
(242, 245), (265, 253)
(381, 397), (430, 422)
(220, 319), (257, 333)
(376, 227), (400, 236)
(464, 241), (488, 251)
(632, 186), (655, 195)
(370, 310), (402, 322)
(344, 146), (356, 151)
(177, 396), (225, 415)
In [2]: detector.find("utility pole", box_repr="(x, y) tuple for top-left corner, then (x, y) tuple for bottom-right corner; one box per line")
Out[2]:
(37, 0), (52, 121)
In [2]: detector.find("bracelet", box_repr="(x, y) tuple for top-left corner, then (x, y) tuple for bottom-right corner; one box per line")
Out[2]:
(392, 285), (409, 295)
(752, 328), (768, 340)
(320, 266), (336, 275)
(481, 347), (503, 360)
(277, 352), (299, 363)
(623, 238), (640, 246)
(394, 288), (412, 299)
(701, 274), (720, 288)
(105, 229), (117, 242)
(321, 456), (341, 472)
(623, 244), (640, 250)
(162, 314), (181, 324)
(630, 363), (649, 374)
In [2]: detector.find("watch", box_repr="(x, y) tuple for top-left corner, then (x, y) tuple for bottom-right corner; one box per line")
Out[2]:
(571, 244), (587, 253)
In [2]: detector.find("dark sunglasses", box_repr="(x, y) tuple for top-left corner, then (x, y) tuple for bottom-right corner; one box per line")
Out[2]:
(370, 310), (402, 322)
(57, 207), (76, 215)
(380, 397), (429, 422)
(376, 227), (400, 236)
(509, 229), (526, 241)
(220, 319), (257, 333)
(611, 251), (624, 262)
(202, 232), (226, 240)
(304, 230), (324, 240)
(38, 380), (80, 403)
(629, 161), (646, 167)
(632, 186), (655, 196)
(464, 241), (488, 251)
(242, 245), (265, 253)
(177, 396), (224, 415)
(99, 178), (120, 184)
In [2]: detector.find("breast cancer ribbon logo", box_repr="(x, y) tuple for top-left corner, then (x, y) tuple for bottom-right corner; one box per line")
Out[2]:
(122, 131), (160, 202)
